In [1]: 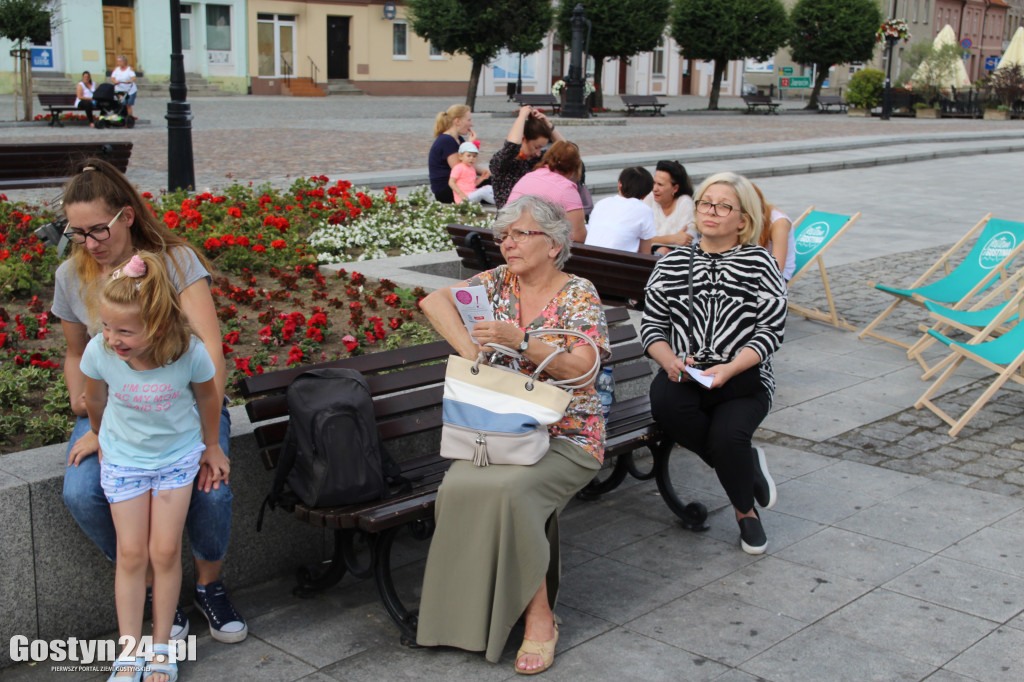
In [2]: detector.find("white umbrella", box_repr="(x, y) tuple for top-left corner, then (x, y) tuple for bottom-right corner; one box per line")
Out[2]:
(912, 24), (972, 90)
(996, 26), (1024, 71)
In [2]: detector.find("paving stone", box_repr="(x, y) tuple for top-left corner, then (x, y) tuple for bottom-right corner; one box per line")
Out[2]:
(885, 556), (1024, 622)
(776, 527), (929, 585)
(945, 627), (1024, 682)
(968, 479), (1024, 497)
(927, 469), (982, 487)
(941, 527), (1024, 578)
(818, 589), (997, 667)
(838, 449), (887, 467)
(929, 445), (983, 462)
(956, 461), (1007, 478)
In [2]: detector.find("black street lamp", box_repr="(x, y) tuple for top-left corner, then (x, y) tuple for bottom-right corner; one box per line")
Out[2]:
(562, 3), (590, 119)
(881, 34), (899, 120)
(516, 53), (523, 96)
(167, 0), (195, 191)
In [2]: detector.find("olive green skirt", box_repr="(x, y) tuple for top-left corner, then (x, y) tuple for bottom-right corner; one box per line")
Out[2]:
(415, 437), (600, 662)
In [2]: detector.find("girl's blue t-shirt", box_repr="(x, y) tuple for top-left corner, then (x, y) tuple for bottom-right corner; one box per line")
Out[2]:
(79, 335), (215, 470)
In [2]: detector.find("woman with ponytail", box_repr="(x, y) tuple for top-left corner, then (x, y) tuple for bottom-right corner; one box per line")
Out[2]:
(428, 103), (486, 203)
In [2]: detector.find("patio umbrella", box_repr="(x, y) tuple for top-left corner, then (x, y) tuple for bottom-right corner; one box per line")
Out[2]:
(912, 24), (972, 90)
(996, 26), (1024, 71)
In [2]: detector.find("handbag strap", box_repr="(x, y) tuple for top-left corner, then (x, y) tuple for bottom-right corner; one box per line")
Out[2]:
(478, 327), (601, 390)
(685, 245), (696, 359)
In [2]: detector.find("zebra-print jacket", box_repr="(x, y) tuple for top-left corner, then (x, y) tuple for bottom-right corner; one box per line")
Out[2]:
(641, 244), (787, 400)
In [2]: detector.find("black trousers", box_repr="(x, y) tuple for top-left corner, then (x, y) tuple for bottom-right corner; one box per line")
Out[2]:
(432, 186), (455, 204)
(77, 100), (94, 123)
(649, 369), (770, 513)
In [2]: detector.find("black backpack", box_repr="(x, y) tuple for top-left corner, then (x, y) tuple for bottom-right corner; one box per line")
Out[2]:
(257, 368), (404, 530)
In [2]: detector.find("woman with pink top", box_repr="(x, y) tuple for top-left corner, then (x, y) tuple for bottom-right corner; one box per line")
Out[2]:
(507, 141), (586, 242)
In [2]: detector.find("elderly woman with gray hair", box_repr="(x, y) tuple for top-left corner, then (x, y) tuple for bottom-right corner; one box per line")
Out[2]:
(417, 195), (610, 675)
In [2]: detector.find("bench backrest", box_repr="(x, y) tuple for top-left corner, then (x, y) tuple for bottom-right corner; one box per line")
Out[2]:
(743, 94), (774, 103)
(621, 95), (660, 104)
(240, 306), (649, 471)
(446, 223), (659, 305)
(0, 142), (132, 188)
(38, 94), (76, 106)
(515, 94), (559, 105)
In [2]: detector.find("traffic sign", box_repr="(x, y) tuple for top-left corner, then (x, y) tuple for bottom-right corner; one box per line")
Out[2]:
(781, 66), (794, 75)
(961, 38), (972, 49)
(780, 76), (811, 88)
(986, 56), (999, 71)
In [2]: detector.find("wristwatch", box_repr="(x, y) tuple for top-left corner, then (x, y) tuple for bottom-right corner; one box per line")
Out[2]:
(519, 331), (530, 352)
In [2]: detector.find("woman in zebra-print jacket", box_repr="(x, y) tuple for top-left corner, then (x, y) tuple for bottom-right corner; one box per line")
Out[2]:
(641, 171), (787, 555)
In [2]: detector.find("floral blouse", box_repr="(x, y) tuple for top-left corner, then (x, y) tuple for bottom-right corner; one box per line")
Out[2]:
(468, 265), (611, 461)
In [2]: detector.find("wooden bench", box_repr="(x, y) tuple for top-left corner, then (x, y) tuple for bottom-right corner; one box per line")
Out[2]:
(513, 93), (562, 114)
(742, 94), (780, 114)
(0, 141), (133, 190)
(446, 223), (661, 309)
(239, 305), (708, 644)
(817, 95), (848, 113)
(621, 94), (666, 116)
(37, 93), (79, 127)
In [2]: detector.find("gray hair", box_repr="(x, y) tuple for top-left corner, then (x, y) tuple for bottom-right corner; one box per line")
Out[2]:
(493, 195), (572, 269)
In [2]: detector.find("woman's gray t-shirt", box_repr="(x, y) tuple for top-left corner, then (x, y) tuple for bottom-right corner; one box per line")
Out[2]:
(51, 247), (210, 335)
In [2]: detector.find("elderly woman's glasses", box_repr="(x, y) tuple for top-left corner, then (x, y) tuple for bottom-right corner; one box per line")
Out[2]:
(64, 207), (126, 245)
(493, 229), (545, 245)
(695, 200), (737, 217)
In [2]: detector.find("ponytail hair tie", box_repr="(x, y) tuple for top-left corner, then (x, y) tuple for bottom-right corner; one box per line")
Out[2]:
(122, 254), (147, 278)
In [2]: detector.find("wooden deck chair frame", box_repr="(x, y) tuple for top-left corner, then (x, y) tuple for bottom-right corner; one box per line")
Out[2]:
(786, 206), (862, 331)
(914, 291), (1024, 436)
(859, 213), (1024, 349)
(906, 266), (1024, 376)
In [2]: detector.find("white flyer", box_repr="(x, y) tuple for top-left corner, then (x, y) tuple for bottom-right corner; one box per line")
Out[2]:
(684, 365), (715, 388)
(452, 285), (493, 336)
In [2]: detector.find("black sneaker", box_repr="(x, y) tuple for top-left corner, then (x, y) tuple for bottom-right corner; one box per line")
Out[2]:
(752, 446), (777, 510)
(145, 586), (189, 640)
(194, 581), (248, 643)
(738, 511), (767, 555)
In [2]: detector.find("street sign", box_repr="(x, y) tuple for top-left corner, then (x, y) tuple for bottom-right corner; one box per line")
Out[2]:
(961, 38), (972, 49)
(780, 76), (811, 88)
(986, 56), (1000, 71)
(781, 66), (794, 75)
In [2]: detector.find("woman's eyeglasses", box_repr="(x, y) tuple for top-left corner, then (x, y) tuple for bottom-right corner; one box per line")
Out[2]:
(695, 200), (738, 217)
(493, 229), (545, 245)
(63, 207), (126, 244)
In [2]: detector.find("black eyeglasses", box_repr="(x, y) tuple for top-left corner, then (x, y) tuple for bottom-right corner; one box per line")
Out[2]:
(64, 207), (125, 244)
(494, 229), (545, 245)
(695, 200), (738, 217)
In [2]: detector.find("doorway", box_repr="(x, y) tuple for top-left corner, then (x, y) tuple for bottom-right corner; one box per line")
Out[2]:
(257, 13), (297, 78)
(102, 5), (136, 72)
(327, 16), (350, 80)
(180, 4), (196, 73)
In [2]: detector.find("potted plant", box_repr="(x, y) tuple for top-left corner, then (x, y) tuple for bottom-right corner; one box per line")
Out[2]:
(987, 64), (1024, 120)
(845, 68), (884, 116)
(914, 101), (941, 118)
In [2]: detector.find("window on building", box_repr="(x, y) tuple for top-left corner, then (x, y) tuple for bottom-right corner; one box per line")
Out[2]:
(652, 36), (665, 76)
(430, 42), (442, 57)
(257, 14), (296, 77)
(206, 5), (231, 52)
(393, 22), (408, 58)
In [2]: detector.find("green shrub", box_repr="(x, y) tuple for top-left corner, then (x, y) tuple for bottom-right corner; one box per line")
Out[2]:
(846, 68), (885, 109)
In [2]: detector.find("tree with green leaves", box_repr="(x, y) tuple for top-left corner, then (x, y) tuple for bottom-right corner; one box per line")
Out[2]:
(406, 0), (553, 111)
(788, 0), (881, 109)
(671, 0), (789, 110)
(0, 0), (52, 120)
(555, 0), (670, 109)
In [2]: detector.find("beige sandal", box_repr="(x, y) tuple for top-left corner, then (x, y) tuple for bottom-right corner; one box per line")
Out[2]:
(514, 621), (559, 675)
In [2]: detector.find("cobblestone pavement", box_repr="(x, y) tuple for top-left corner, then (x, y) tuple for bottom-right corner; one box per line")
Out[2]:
(764, 245), (1024, 498)
(3, 93), (1020, 196)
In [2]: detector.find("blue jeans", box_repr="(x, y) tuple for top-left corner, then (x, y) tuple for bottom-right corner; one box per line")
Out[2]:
(62, 406), (233, 562)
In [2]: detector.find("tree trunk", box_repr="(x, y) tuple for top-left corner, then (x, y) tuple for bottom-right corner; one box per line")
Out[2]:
(22, 51), (34, 122)
(592, 57), (605, 110)
(465, 59), (483, 111)
(709, 59), (726, 110)
(806, 63), (829, 110)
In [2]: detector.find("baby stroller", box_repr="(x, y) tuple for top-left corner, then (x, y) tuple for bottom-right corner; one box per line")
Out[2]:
(92, 82), (135, 129)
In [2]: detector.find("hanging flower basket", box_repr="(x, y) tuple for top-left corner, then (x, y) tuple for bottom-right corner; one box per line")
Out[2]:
(877, 19), (911, 43)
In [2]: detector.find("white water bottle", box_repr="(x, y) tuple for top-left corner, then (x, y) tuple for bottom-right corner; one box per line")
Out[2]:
(596, 367), (615, 418)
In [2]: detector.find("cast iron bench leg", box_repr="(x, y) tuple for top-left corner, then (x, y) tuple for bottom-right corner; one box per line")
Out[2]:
(651, 436), (709, 531)
(374, 518), (435, 647)
(576, 453), (631, 500)
(294, 528), (361, 597)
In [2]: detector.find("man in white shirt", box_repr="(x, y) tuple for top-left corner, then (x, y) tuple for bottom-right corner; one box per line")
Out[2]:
(584, 167), (657, 253)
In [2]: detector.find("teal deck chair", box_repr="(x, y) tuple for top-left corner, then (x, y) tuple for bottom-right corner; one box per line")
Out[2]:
(914, 295), (1024, 436)
(786, 207), (862, 330)
(907, 267), (1024, 377)
(859, 214), (1024, 349)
